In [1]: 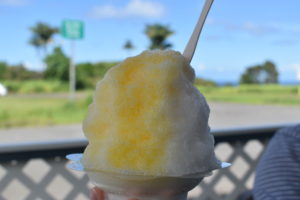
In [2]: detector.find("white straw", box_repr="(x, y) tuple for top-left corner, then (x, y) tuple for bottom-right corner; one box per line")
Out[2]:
(183, 0), (214, 63)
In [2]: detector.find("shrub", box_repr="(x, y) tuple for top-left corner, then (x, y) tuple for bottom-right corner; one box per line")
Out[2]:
(194, 78), (217, 87)
(2, 80), (68, 93)
(76, 61), (118, 89)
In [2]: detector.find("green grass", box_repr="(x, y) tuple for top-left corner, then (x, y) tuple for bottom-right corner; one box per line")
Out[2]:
(0, 84), (299, 128)
(2, 80), (69, 93)
(0, 92), (92, 128)
(197, 84), (300, 105)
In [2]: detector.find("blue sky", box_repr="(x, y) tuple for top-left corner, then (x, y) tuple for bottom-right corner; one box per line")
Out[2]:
(0, 0), (300, 83)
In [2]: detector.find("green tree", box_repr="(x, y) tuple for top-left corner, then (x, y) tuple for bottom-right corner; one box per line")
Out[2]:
(76, 62), (117, 89)
(240, 61), (279, 84)
(123, 40), (135, 56)
(76, 62), (95, 89)
(4, 65), (30, 80)
(123, 40), (134, 50)
(0, 62), (7, 79)
(263, 61), (279, 83)
(145, 24), (174, 50)
(0, 64), (42, 80)
(29, 22), (59, 56)
(44, 47), (69, 81)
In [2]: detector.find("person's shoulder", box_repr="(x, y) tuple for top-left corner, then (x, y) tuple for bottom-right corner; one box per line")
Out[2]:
(276, 124), (300, 139)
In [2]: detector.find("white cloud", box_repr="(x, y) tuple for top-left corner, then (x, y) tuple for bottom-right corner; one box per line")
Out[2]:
(297, 68), (300, 81)
(288, 63), (300, 71)
(193, 63), (207, 78)
(124, 0), (164, 18)
(23, 60), (44, 71)
(239, 22), (279, 36)
(279, 63), (300, 74)
(90, 5), (119, 18)
(0, 0), (27, 6)
(289, 64), (300, 81)
(207, 18), (280, 36)
(272, 39), (298, 46)
(89, 0), (165, 19)
(197, 63), (206, 71)
(290, 64), (300, 81)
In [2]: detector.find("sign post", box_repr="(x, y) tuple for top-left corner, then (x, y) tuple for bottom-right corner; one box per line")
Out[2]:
(61, 20), (84, 101)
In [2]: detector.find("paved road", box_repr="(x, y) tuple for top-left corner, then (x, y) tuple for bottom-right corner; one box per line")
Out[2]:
(0, 102), (299, 143)
(209, 102), (300, 128)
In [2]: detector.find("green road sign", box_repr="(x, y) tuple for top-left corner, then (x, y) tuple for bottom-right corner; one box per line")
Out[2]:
(61, 20), (84, 40)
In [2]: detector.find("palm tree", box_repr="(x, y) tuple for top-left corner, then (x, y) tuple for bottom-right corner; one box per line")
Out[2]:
(123, 40), (135, 56)
(29, 22), (59, 57)
(145, 24), (174, 50)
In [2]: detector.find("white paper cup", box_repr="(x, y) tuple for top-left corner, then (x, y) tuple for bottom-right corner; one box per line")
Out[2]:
(66, 154), (230, 200)
(87, 170), (203, 200)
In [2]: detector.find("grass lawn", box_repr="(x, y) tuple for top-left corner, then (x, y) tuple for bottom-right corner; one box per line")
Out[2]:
(0, 92), (92, 128)
(197, 85), (300, 105)
(0, 84), (299, 128)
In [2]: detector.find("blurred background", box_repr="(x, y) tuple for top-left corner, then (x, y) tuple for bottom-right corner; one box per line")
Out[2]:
(0, 0), (300, 199)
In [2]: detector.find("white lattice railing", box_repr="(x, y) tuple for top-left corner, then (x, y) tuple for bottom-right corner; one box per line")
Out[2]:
(0, 124), (292, 200)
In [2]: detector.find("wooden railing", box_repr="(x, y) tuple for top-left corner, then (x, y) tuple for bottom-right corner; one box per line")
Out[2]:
(0, 124), (294, 200)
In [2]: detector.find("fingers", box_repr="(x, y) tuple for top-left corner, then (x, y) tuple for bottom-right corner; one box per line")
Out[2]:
(90, 187), (105, 200)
